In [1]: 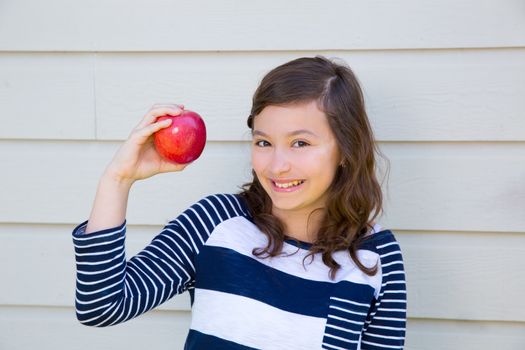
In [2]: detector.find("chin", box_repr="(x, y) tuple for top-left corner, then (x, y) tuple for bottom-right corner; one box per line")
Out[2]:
(270, 197), (312, 212)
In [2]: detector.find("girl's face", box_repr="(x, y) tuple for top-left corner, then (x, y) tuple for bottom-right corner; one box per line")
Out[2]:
(251, 100), (342, 219)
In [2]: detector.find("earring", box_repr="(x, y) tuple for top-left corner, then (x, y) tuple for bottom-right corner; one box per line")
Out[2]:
(339, 161), (346, 168)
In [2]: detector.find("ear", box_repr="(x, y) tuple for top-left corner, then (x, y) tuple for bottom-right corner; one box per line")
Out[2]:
(338, 154), (346, 168)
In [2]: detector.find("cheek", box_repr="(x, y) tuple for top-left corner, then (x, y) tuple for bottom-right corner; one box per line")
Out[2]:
(309, 148), (339, 171)
(309, 151), (340, 183)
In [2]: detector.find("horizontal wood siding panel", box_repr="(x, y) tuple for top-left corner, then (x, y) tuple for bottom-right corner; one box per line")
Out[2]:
(95, 49), (525, 142)
(2, 49), (524, 141)
(1, 307), (524, 349)
(397, 231), (525, 322)
(0, 49), (525, 141)
(405, 319), (525, 350)
(380, 142), (525, 232)
(0, 222), (192, 311)
(1, 141), (524, 232)
(0, 53), (95, 139)
(0, 306), (190, 350)
(1, 1), (524, 51)
(0, 140), (251, 225)
(1, 224), (524, 322)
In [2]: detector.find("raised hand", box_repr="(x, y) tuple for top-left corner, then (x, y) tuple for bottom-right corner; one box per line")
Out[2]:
(104, 103), (190, 184)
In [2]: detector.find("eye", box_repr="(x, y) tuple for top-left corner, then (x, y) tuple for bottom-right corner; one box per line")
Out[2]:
(292, 140), (310, 148)
(254, 140), (271, 147)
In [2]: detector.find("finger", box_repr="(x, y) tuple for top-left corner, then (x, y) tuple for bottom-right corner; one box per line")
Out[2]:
(137, 103), (183, 128)
(135, 106), (183, 130)
(133, 118), (173, 142)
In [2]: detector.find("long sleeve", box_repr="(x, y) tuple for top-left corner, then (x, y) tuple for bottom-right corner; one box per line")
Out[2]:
(71, 193), (248, 327)
(361, 234), (407, 349)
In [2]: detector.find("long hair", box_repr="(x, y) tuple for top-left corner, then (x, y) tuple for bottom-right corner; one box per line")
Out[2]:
(239, 55), (388, 279)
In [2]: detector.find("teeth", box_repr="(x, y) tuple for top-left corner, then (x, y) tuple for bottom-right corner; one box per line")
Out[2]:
(274, 180), (303, 188)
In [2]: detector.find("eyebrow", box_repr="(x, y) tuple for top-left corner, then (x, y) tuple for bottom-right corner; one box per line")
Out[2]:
(252, 129), (318, 137)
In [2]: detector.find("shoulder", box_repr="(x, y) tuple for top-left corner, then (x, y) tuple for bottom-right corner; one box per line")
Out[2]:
(171, 193), (250, 225)
(202, 193), (249, 216)
(359, 226), (406, 283)
(358, 224), (403, 257)
(161, 194), (251, 249)
(359, 225), (404, 277)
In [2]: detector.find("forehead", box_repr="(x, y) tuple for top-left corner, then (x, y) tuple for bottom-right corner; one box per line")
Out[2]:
(253, 101), (332, 135)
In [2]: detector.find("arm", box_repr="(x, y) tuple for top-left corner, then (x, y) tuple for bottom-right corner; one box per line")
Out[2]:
(72, 103), (192, 326)
(72, 193), (247, 327)
(361, 234), (407, 349)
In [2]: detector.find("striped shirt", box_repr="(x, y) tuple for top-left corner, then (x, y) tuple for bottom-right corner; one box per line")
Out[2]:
(72, 193), (407, 349)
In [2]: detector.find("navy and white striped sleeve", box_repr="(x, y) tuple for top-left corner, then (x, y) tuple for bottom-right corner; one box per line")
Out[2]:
(361, 233), (407, 349)
(71, 193), (247, 327)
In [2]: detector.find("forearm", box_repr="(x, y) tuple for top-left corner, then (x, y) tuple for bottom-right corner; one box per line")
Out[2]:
(85, 171), (133, 234)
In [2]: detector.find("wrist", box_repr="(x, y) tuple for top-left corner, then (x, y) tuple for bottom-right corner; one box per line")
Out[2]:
(101, 168), (135, 188)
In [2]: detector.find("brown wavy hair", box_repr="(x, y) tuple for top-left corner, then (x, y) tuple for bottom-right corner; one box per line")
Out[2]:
(239, 55), (388, 279)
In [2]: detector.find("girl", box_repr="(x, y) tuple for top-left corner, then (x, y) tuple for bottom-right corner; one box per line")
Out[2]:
(72, 56), (407, 350)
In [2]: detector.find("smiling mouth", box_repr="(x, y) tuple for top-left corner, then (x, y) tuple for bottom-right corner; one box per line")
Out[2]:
(272, 180), (305, 189)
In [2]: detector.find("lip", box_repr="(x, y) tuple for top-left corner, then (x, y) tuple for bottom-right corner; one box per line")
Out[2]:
(270, 179), (306, 193)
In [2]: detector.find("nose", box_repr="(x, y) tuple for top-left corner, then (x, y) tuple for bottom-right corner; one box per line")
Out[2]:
(269, 148), (291, 175)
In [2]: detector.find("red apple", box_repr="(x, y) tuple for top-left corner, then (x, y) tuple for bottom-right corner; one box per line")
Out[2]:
(153, 110), (207, 164)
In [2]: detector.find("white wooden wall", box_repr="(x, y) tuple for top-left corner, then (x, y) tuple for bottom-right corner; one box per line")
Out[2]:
(1, 1), (524, 349)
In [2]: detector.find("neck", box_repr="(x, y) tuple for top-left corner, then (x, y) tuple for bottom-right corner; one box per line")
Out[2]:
(273, 207), (325, 243)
